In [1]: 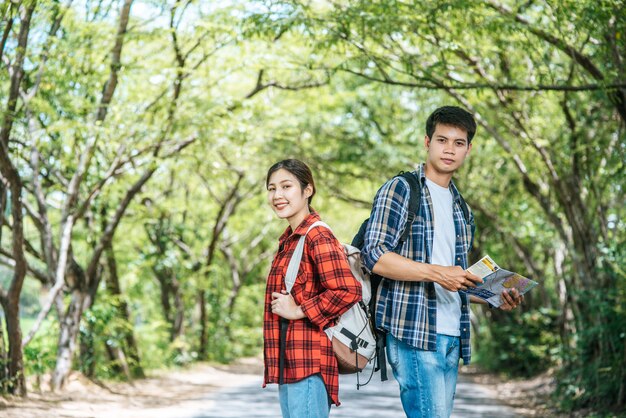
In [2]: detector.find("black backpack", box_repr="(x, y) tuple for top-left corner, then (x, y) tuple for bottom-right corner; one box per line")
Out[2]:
(350, 171), (471, 383)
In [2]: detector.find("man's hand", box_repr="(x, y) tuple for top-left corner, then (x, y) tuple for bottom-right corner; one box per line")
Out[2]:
(271, 290), (306, 320)
(499, 288), (524, 311)
(433, 265), (483, 292)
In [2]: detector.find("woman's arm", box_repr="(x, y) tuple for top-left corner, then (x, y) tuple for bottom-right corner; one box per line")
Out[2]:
(299, 232), (362, 330)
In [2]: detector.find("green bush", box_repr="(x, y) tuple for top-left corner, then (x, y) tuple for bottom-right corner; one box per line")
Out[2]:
(229, 283), (264, 358)
(135, 318), (174, 369)
(556, 286), (626, 413)
(474, 307), (560, 377)
(80, 295), (143, 379)
(22, 318), (58, 390)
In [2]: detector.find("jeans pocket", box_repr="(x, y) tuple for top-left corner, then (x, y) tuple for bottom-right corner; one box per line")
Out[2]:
(386, 335), (399, 368)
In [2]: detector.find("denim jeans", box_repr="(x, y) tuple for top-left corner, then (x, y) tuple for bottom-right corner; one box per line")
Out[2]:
(279, 373), (331, 418)
(386, 333), (461, 418)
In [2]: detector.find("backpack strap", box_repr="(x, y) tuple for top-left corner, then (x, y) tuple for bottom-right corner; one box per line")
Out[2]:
(457, 192), (471, 224)
(350, 171), (421, 250)
(397, 171), (421, 245)
(284, 221), (331, 293)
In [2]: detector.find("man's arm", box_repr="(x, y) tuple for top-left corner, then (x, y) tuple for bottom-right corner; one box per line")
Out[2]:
(372, 252), (483, 292)
(362, 177), (482, 292)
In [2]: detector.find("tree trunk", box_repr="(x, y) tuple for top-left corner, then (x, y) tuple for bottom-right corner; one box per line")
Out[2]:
(0, 182), (5, 243)
(151, 260), (184, 342)
(52, 289), (86, 390)
(3, 300), (25, 395)
(171, 273), (184, 340)
(0, 0), (37, 397)
(105, 343), (131, 380)
(156, 272), (173, 324)
(105, 243), (144, 378)
(60, 167), (157, 386)
(0, 313), (7, 391)
(198, 289), (207, 359)
(79, 319), (96, 378)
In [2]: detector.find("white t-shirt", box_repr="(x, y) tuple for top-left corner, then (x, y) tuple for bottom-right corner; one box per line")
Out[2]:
(425, 178), (461, 337)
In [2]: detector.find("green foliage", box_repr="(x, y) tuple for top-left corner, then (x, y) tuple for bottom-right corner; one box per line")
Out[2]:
(227, 283), (265, 359)
(79, 295), (140, 379)
(22, 319), (58, 388)
(474, 307), (561, 377)
(556, 272), (626, 412)
(135, 319), (178, 370)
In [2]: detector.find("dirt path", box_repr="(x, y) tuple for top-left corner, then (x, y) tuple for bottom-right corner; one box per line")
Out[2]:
(0, 360), (555, 418)
(0, 360), (261, 418)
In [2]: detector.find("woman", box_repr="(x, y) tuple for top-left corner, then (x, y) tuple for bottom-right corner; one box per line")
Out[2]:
(263, 159), (361, 418)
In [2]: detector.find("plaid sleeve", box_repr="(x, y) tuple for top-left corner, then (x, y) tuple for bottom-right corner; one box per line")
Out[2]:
(300, 231), (362, 331)
(361, 177), (411, 272)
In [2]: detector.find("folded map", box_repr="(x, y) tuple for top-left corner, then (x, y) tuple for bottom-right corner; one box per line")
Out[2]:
(466, 255), (538, 307)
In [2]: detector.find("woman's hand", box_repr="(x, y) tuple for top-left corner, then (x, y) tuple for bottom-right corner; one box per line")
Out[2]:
(271, 290), (306, 320)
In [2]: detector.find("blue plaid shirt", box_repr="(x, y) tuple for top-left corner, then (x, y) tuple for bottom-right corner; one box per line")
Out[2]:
(361, 164), (475, 364)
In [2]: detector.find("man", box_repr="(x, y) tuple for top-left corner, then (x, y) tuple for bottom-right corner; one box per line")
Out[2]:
(361, 106), (523, 418)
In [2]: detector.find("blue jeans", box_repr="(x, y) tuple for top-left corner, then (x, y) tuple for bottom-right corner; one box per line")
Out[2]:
(386, 333), (460, 418)
(279, 373), (331, 418)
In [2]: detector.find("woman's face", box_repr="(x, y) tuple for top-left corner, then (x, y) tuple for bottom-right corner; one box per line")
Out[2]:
(267, 168), (312, 222)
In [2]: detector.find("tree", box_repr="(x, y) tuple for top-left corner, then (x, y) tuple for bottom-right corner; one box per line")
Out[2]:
(0, 0), (37, 396)
(249, 0), (625, 409)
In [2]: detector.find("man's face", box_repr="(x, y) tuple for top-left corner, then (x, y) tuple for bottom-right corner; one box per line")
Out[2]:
(425, 123), (472, 175)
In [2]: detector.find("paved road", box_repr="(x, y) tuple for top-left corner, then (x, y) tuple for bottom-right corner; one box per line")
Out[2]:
(187, 367), (520, 418)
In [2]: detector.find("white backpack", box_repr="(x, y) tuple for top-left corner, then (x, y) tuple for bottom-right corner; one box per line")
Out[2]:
(285, 221), (376, 374)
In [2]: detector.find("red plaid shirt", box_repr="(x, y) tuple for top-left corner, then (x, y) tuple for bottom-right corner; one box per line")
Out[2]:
(263, 212), (361, 406)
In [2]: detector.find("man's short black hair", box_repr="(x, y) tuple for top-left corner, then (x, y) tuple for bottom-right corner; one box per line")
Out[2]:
(425, 106), (477, 143)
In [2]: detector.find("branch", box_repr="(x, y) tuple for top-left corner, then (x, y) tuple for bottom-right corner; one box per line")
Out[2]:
(219, 235), (241, 317)
(0, 250), (49, 284)
(57, 2), (134, 263)
(30, 147), (56, 275)
(142, 38), (233, 113)
(485, 0), (603, 80)
(485, 0), (626, 122)
(96, 0), (133, 121)
(85, 166), (156, 281)
(198, 172), (221, 204)
(75, 134), (195, 219)
(238, 223), (273, 261)
(21, 0), (72, 104)
(472, 200), (544, 280)
(440, 85), (571, 244)
(171, 236), (195, 260)
(0, 2), (15, 64)
(75, 143), (127, 219)
(22, 213), (73, 347)
(340, 68), (626, 91)
(0, 221), (46, 262)
(0, 2), (36, 148)
(22, 200), (44, 231)
(82, 137), (195, 288)
(327, 183), (372, 207)
(204, 171), (246, 268)
(162, 135), (196, 158)
(243, 69), (331, 100)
